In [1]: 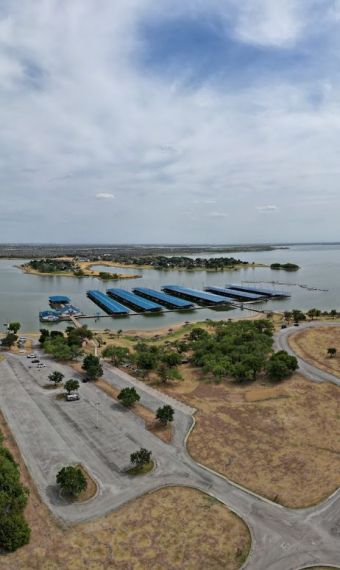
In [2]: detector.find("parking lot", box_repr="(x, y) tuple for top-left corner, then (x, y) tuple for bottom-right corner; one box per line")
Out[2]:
(0, 350), (198, 523)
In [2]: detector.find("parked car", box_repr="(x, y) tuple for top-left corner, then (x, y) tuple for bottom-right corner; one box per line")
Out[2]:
(37, 363), (46, 368)
(31, 359), (40, 363)
(281, 324), (287, 329)
(27, 354), (36, 358)
(82, 377), (91, 383)
(66, 393), (80, 401)
(293, 322), (300, 327)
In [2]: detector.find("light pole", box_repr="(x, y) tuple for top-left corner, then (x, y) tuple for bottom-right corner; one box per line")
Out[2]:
(95, 401), (100, 429)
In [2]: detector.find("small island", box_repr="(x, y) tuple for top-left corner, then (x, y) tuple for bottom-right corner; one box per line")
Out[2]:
(20, 255), (267, 278)
(270, 263), (300, 271)
(20, 258), (141, 281)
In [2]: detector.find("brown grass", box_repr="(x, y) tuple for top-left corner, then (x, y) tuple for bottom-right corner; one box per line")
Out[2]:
(289, 326), (340, 378)
(0, 413), (250, 570)
(159, 367), (340, 508)
(75, 464), (97, 502)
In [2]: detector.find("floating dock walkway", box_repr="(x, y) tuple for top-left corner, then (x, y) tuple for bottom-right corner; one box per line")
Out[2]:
(161, 285), (230, 306)
(133, 287), (195, 310)
(228, 284), (291, 298)
(205, 286), (267, 302)
(107, 288), (163, 312)
(87, 290), (129, 316)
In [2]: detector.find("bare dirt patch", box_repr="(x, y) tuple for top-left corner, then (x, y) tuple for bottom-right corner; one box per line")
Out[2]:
(160, 368), (340, 508)
(289, 326), (340, 378)
(0, 413), (250, 570)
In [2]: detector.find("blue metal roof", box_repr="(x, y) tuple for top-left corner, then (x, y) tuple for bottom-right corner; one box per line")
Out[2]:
(205, 286), (265, 301)
(87, 290), (129, 315)
(39, 310), (59, 317)
(107, 288), (163, 311)
(228, 284), (290, 298)
(162, 285), (229, 305)
(49, 295), (71, 303)
(133, 287), (195, 309)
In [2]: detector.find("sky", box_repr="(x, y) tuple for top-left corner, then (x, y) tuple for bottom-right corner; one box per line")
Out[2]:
(1, 0), (340, 244)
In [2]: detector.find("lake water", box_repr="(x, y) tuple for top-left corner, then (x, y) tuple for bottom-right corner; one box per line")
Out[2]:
(1, 244), (340, 332)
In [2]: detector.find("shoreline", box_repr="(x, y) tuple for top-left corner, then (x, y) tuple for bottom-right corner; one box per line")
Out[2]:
(17, 258), (268, 279)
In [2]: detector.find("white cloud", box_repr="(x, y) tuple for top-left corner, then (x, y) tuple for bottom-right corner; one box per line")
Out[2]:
(0, 1), (339, 243)
(95, 193), (115, 200)
(232, 0), (306, 47)
(256, 205), (278, 213)
(208, 212), (228, 218)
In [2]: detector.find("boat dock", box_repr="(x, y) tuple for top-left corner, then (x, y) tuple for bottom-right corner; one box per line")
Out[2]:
(132, 287), (195, 310)
(107, 288), (163, 313)
(228, 284), (291, 298)
(161, 285), (230, 306)
(205, 286), (267, 302)
(87, 290), (130, 316)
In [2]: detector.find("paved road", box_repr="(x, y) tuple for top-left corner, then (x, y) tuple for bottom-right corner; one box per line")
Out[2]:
(0, 329), (339, 570)
(275, 321), (340, 387)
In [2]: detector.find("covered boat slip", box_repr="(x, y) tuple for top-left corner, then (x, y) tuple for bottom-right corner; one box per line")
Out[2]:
(133, 287), (195, 309)
(228, 284), (291, 298)
(205, 286), (266, 302)
(107, 288), (163, 312)
(161, 285), (230, 306)
(87, 290), (130, 315)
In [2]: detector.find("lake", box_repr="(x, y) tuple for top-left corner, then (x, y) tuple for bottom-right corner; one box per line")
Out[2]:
(1, 244), (340, 332)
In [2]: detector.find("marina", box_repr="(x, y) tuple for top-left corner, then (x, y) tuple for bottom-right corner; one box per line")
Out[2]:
(2, 245), (340, 332)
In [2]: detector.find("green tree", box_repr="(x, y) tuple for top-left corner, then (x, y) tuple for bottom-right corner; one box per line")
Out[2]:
(130, 448), (152, 468)
(330, 309), (338, 319)
(267, 351), (298, 381)
(64, 379), (80, 394)
(292, 310), (306, 323)
(189, 327), (209, 341)
(56, 466), (87, 497)
(1, 333), (18, 348)
(82, 354), (103, 380)
(8, 322), (21, 334)
(0, 513), (30, 552)
(39, 328), (50, 344)
(157, 364), (182, 384)
(307, 308), (321, 320)
(117, 387), (140, 407)
(327, 347), (337, 358)
(102, 345), (130, 366)
(43, 337), (82, 361)
(284, 311), (292, 322)
(48, 371), (64, 387)
(161, 351), (181, 368)
(134, 344), (160, 371)
(156, 405), (174, 425)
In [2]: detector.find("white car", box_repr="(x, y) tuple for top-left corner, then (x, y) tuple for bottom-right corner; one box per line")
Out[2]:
(37, 363), (46, 368)
(27, 354), (37, 359)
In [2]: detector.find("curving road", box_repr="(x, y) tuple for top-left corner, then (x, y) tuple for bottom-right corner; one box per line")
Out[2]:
(0, 325), (339, 570)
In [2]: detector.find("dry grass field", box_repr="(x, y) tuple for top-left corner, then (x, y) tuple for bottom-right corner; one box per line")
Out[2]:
(289, 326), (340, 378)
(0, 413), (250, 570)
(161, 367), (340, 508)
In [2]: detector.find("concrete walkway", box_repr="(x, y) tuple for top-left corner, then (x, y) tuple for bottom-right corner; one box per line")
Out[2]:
(0, 327), (339, 569)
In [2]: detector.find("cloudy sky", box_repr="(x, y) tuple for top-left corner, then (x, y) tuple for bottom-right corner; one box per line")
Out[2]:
(1, 0), (340, 244)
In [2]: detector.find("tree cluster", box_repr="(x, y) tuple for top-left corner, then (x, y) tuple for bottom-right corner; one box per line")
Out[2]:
(40, 325), (92, 361)
(133, 342), (182, 383)
(191, 320), (297, 382)
(0, 432), (30, 552)
(27, 258), (75, 273)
